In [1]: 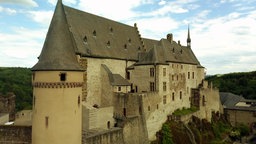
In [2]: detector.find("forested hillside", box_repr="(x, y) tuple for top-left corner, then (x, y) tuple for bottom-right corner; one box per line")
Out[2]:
(0, 67), (32, 111)
(206, 71), (256, 99)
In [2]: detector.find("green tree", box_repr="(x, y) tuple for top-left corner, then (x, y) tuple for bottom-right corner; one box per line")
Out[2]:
(162, 123), (174, 144)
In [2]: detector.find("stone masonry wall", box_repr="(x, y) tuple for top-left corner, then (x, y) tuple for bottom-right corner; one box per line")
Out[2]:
(84, 128), (124, 144)
(0, 93), (16, 121)
(84, 57), (135, 106)
(0, 125), (32, 144)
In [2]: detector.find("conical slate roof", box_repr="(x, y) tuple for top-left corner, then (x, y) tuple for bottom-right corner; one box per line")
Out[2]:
(32, 0), (83, 71)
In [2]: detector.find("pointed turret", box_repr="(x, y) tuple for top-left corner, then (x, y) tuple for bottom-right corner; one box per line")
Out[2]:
(32, 1), (83, 144)
(32, 0), (83, 71)
(187, 25), (191, 47)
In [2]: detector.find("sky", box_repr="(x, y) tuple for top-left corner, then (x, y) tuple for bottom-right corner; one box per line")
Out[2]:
(0, 0), (255, 75)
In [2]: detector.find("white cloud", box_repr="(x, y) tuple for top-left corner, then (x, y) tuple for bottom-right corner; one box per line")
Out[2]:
(146, 0), (200, 16)
(0, 6), (16, 15)
(0, 27), (46, 67)
(131, 17), (179, 39)
(0, 0), (38, 7)
(48, 0), (77, 6)
(158, 0), (166, 5)
(28, 10), (53, 26)
(184, 11), (256, 74)
(78, 0), (146, 21)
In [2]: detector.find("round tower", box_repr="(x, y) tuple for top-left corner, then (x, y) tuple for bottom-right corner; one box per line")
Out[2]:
(32, 71), (83, 144)
(31, 0), (84, 143)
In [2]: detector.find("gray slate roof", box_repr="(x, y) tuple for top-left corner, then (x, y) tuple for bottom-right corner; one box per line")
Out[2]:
(63, 5), (143, 60)
(135, 38), (201, 66)
(219, 92), (245, 107)
(32, 0), (83, 71)
(32, 0), (202, 71)
(102, 64), (130, 86)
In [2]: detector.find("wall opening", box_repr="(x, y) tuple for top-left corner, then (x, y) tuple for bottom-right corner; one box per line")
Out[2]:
(45, 116), (49, 128)
(107, 121), (110, 129)
(123, 108), (126, 117)
(60, 73), (66, 81)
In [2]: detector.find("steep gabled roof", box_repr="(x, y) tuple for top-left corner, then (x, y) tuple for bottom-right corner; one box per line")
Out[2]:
(135, 38), (202, 66)
(32, 0), (83, 71)
(101, 64), (130, 86)
(33, 0), (203, 70)
(63, 6), (144, 60)
(219, 92), (244, 107)
(135, 44), (167, 65)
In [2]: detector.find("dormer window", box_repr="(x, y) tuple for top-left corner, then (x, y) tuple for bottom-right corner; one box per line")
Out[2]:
(60, 73), (66, 81)
(93, 30), (96, 37)
(107, 41), (110, 47)
(128, 38), (131, 43)
(83, 36), (87, 44)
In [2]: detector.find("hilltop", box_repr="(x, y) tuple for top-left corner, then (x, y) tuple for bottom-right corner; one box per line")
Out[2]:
(206, 71), (256, 99)
(0, 67), (32, 111)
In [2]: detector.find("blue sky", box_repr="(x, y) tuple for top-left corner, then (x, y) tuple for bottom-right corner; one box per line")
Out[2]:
(0, 0), (256, 75)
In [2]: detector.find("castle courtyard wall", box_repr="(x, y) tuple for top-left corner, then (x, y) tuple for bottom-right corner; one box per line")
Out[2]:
(84, 57), (135, 106)
(84, 128), (124, 144)
(0, 125), (31, 144)
(198, 81), (222, 121)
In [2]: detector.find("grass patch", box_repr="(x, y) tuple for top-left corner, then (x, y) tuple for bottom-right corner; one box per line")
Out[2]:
(173, 106), (198, 116)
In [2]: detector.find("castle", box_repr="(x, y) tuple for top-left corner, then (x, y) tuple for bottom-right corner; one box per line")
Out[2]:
(31, 0), (222, 143)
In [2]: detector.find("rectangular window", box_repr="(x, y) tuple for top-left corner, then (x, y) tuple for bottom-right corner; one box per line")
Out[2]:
(163, 68), (166, 76)
(150, 82), (155, 91)
(126, 71), (130, 80)
(60, 73), (66, 81)
(163, 82), (166, 91)
(180, 91), (182, 99)
(33, 96), (36, 107)
(32, 72), (35, 81)
(202, 95), (206, 106)
(188, 72), (190, 79)
(150, 68), (154, 77)
(163, 95), (167, 104)
(45, 116), (49, 128)
(172, 92), (175, 101)
(118, 86), (121, 91)
(192, 72), (195, 79)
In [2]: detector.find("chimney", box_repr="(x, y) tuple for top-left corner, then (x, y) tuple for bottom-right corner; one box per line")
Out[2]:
(167, 33), (173, 43)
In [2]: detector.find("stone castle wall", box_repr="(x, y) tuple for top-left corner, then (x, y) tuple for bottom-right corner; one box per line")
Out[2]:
(198, 81), (222, 121)
(84, 128), (124, 144)
(82, 57), (135, 106)
(0, 125), (31, 144)
(0, 93), (16, 121)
